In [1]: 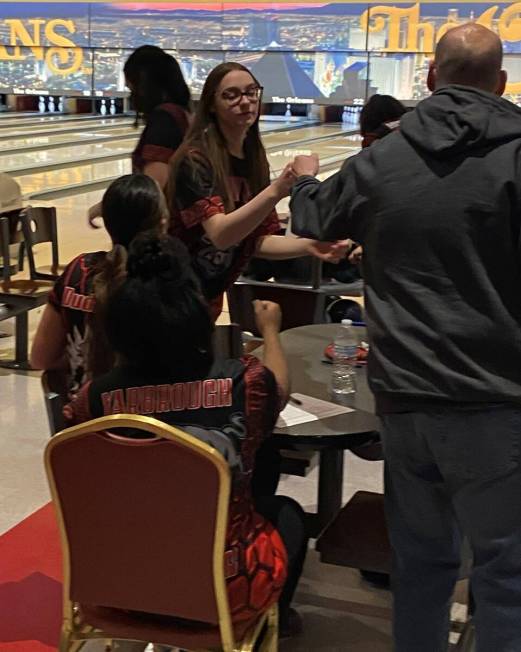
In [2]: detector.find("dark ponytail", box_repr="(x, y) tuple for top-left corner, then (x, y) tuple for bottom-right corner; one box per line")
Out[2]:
(86, 174), (166, 377)
(86, 245), (127, 377)
(105, 233), (214, 376)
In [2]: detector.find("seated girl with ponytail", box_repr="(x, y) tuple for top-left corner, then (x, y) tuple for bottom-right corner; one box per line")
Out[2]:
(65, 232), (308, 637)
(30, 174), (166, 395)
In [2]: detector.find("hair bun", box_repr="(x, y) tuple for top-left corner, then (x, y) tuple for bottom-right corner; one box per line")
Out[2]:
(127, 234), (187, 285)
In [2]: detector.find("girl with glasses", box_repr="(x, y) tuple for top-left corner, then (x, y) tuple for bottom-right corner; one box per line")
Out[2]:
(168, 62), (349, 319)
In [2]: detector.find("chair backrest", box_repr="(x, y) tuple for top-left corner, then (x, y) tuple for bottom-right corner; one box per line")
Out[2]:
(45, 414), (234, 644)
(21, 206), (59, 279)
(0, 218), (10, 282)
(227, 280), (325, 336)
(0, 210), (25, 282)
(41, 369), (68, 436)
(213, 323), (243, 360)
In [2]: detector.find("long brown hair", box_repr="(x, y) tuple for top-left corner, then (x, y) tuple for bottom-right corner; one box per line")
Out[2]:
(168, 62), (270, 213)
(87, 174), (167, 377)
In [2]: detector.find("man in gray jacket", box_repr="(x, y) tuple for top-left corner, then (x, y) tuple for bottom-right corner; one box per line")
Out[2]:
(290, 23), (521, 652)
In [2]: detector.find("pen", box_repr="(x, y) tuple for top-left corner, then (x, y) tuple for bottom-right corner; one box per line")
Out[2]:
(289, 395), (303, 405)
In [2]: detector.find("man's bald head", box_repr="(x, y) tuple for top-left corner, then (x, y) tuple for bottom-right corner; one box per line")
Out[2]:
(429, 23), (505, 94)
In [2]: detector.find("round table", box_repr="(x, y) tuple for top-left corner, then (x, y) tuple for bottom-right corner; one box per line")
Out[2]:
(255, 324), (380, 535)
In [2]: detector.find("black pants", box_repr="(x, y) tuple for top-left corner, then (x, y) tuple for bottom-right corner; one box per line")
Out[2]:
(251, 438), (282, 498)
(251, 439), (308, 620)
(254, 494), (308, 622)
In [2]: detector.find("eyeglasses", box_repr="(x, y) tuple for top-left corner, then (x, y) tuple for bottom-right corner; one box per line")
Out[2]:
(220, 85), (263, 105)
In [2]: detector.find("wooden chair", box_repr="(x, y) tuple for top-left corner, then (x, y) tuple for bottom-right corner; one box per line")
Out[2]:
(0, 213), (25, 282)
(45, 414), (278, 652)
(21, 206), (64, 281)
(0, 209), (56, 369)
(0, 277), (53, 369)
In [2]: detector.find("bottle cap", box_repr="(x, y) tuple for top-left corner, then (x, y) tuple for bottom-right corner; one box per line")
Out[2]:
(341, 319), (353, 326)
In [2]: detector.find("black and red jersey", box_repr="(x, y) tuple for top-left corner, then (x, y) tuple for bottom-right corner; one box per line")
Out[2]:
(169, 151), (280, 316)
(132, 103), (188, 173)
(65, 354), (287, 624)
(48, 251), (105, 394)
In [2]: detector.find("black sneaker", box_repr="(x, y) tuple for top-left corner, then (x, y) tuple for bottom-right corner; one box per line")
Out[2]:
(279, 607), (303, 638)
(360, 569), (391, 589)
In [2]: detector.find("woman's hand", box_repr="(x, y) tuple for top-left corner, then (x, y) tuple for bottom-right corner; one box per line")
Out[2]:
(271, 164), (298, 200)
(349, 244), (363, 264)
(253, 300), (282, 336)
(307, 238), (352, 264)
(88, 202), (103, 229)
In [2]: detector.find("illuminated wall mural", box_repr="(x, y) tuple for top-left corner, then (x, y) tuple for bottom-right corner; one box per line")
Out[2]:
(0, 2), (520, 103)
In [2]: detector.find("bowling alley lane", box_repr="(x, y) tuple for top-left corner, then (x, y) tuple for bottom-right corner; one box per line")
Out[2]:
(0, 125), (137, 153)
(15, 158), (132, 196)
(0, 116), (135, 140)
(0, 135), (139, 174)
(15, 128), (360, 200)
(0, 117), (317, 164)
(0, 112), (127, 128)
(2, 122), (350, 179)
(0, 117), (315, 152)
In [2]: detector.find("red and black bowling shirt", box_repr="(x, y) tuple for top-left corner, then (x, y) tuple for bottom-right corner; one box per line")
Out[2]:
(48, 251), (105, 395)
(65, 354), (288, 624)
(132, 103), (189, 173)
(169, 151), (280, 318)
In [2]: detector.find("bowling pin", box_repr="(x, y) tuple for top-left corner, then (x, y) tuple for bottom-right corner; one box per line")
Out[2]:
(342, 106), (349, 123)
(100, 99), (107, 116)
(58, 96), (64, 113)
(48, 96), (56, 112)
(285, 103), (292, 119)
(38, 96), (46, 113)
(109, 98), (116, 115)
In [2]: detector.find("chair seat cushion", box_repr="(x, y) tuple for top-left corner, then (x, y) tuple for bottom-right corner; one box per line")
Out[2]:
(79, 603), (262, 648)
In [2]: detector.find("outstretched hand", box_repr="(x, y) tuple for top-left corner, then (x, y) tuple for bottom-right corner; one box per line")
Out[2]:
(87, 202), (103, 229)
(272, 163), (299, 200)
(292, 153), (320, 178)
(307, 239), (352, 264)
(349, 244), (363, 264)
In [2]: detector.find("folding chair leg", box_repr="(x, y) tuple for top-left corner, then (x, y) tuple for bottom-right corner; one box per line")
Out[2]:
(18, 242), (25, 272)
(0, 311), (32, 370)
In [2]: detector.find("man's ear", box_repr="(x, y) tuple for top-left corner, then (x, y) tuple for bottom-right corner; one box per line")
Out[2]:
(495, 69), (507, 96)
(427, 60), (437, 92)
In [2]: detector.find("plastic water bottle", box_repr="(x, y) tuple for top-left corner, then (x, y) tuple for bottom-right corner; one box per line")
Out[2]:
(331, 319), (358, 395)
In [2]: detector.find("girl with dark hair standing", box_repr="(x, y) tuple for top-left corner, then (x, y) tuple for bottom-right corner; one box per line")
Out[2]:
(66, 232), (308, 637)
(168, 61), (349, 319)
(360, 94), (406, 148)
(31, 174), (166, 394)
(88, 46), (191, 225)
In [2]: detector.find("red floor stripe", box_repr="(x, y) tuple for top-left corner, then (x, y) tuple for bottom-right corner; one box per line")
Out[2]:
(0, 503), (62, 651)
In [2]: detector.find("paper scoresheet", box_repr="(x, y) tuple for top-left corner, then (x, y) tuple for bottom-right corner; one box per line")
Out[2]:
(276, 393), (354, 428)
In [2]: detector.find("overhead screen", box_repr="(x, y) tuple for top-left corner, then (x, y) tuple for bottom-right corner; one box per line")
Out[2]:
(1, 2), (521, 103)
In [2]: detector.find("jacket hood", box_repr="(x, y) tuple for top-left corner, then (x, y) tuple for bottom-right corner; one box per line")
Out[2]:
(400, 85), (521, 157)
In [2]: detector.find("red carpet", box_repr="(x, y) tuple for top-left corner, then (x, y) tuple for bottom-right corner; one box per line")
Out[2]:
(0, 503), (63, 651)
